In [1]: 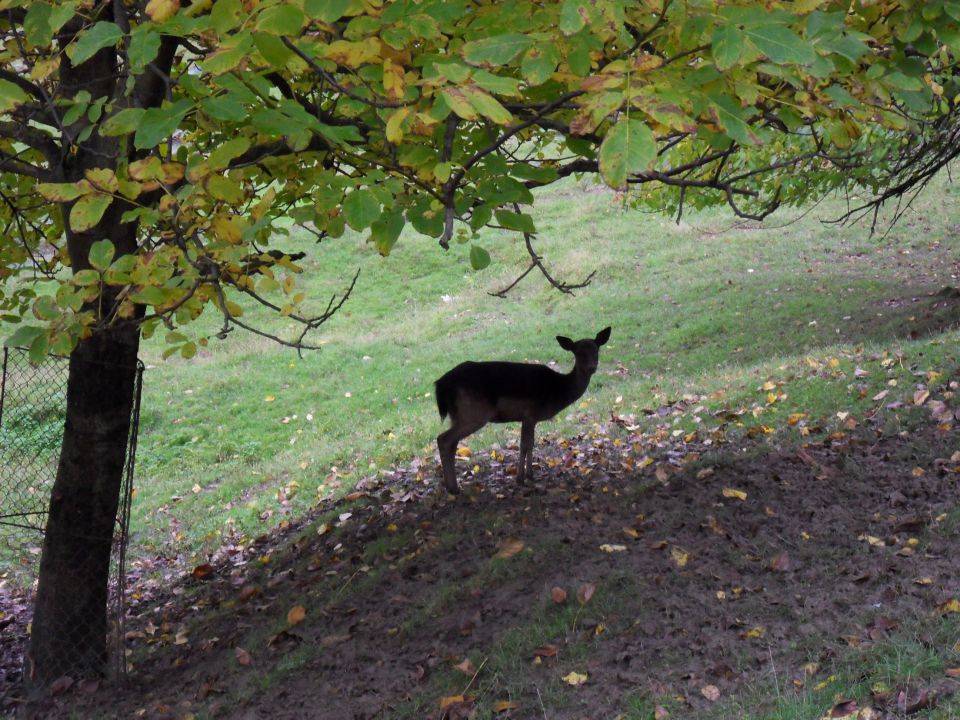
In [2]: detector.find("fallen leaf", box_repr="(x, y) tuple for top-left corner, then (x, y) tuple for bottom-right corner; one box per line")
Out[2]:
(701, 684), (720, 701)
(722, 487), (747, 501)
(829, 699), (858, 717)
(235, 647), (252, 666)
(577, 582), (595, 606)
(935, 598), (960, 615)
(654, 706), (670, 720)
(945, 667), (960, 678)
(49, 676), (74, 695)
(454, 658), (476, 675)
(533, 644), (559, 658)
(671, 546), (689, 568)
(320, 633), (351, 648)
(456, 446), (472, 458)
(741, 626), (765, 639)
(551, 587), (567, 604)
(600, 543), (627, 553)
(493, 699), (520, 713)
(439, 695), (466, 710)
(287, 605), (306, 625)
(237, 585), (259, 602)
(192, 563), (214, 579)
(495, 538), (524, 559)
(562, 671), (588, 686)
(770, 551), (791, 572)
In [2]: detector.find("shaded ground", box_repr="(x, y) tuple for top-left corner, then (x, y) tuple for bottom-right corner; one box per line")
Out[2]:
(7, 402), (960, 719)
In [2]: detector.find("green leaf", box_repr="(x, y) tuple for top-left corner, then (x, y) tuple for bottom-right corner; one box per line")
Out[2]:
(4, 324), (46, 349)
(598, 118), (657, 189)
(24, 3), (52, 47)
(0, 79), (30, 114)
(305, 0), (354, 23)
(69, 194), (112, 232)
(128, 26), (162, 73)
(28, 332), (50, 364)
(745, 25), (817, 65)
(707, 95), (763, 146)
(68, 22), (124, 66)
(134, 100), (191, 149)
(100, 108), (146, 136)
(210, 0), (242, 34)
(209, 137), (252, 170)
(462, 33), (532, 67)
(494, 209), (535, 233)
(469, 244), (491, 270)
(559, 0), (587, 35)
(370, 211), (404, 256)
(342, 190), (381, 231)
(72, 269), (101, 287)
(521, 45), (560, 86)
(88, 239), (115, 271)
(253, 32), (293, 68)
(461, 86), (513, 124)
(711, 24), (743, 71)
(206, 175), (245, 203)
(256, 5), (305, 35)
(202, 95), (249, 122)
(32, 295), (60, 321)
(37, 181), (92, 202)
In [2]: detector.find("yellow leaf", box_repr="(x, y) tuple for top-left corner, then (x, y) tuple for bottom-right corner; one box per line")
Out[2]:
(385, 107), (412, 144)
(859, 534), (885, 547)
(264, 395), (275, 402)
(382, 58), (406, 100)
(562, 671), (588, 686)
(701, 684), (720, 701)
(211, 213), (245, 244)
(788, 413), (807, 426)
(761, 381), (776, 391)
(493, 700), (520, 713)
(495, 538), (524, 558)
(671, 546), (689, 568)
(145, 0), (180, 22)
(742, 626), (765, 639)
(439, 695), (465, 710)
(454, 658), (475, 674)
(722, 488), (747, 501)
(456, 446), (472, 458)
(287, 605), (306, 625)
(600, 543), (627, 553)
(316, 522), (330, 535)
(936, 598), (960, 615)
(622, 527), (639, 539)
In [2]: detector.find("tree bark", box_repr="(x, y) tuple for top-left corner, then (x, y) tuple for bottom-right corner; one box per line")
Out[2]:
(25, 324), (140, 690)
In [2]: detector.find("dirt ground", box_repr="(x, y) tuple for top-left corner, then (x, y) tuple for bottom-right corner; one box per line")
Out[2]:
(4, 416), (960, 719)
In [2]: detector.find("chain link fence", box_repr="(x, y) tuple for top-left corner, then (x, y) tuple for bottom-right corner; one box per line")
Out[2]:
(0, 346), (142, 704)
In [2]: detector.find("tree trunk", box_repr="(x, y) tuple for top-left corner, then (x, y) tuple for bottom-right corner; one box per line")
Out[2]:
(25, 324), (140, 690)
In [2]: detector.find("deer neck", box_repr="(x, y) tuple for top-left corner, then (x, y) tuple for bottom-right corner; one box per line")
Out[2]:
(563, 364), (593, 404)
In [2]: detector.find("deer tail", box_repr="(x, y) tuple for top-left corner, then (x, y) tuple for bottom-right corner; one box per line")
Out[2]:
(435, 375), (454, 419)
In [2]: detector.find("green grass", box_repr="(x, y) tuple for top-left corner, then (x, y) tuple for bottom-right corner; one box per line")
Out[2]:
(122, 174), (960, 563)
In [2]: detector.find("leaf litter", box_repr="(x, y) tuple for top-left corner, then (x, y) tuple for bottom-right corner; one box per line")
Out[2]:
(5, 403), (960, 718)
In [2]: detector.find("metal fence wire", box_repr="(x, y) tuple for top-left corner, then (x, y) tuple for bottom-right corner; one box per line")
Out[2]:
(0, 346), (143, 696)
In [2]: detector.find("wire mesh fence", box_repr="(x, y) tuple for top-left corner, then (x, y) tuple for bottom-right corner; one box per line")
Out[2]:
(0, 346), (142, 700)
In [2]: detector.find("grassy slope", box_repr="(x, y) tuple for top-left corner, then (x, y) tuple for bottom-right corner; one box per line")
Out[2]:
(131, 175), (960, 560)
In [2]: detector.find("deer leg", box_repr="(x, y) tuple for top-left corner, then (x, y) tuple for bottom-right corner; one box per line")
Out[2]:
(519, 420), (535, 483)
(438, 417), (487, 495)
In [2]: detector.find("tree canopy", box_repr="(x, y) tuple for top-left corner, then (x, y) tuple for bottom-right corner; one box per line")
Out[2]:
(1, 0), (958, 359)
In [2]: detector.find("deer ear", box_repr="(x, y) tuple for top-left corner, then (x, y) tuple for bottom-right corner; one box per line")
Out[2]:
(556, 335), (574, 351)
(595, 327), (611, 346)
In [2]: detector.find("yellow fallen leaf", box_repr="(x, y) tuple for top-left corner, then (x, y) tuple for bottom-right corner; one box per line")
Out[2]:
(722, 487), (747, 501)
(454, 658), (475, 674)
(317, 523), (330, 535)
(495, 538), (524, 559)
(701, 684), (720, 701)
(264, 395), (275, 402)
(600, 544), (627, 553)
(439, 695), (465, 710)
(936, 598), (960, 615)
(741, 626), (765, 639)
(858, 534), (885, 547)
(456, 446), (471, 458)
(762, 381), (776, 391)
(493, 700), (520, 713)
(671, 546), (689, 568)
(287, 605), (306, 625)
(622, 526), (639, 539)
(914, 576), (933, 585)
(562, 671), (588, 686)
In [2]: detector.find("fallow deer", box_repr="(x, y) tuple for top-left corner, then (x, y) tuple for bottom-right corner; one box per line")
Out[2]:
(435, 327), (611, 494)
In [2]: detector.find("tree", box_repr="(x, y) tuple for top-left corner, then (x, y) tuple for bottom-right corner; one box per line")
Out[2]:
(0, 0), (956, 690)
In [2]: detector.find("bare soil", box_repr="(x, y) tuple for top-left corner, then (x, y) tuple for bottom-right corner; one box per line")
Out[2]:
(4, 418), (960, 719)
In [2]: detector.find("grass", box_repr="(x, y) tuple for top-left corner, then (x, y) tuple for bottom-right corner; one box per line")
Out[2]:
(121, 174), (960, 564)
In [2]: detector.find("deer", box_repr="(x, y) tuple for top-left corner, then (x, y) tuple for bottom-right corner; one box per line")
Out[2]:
(434, 327), (611, 494)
